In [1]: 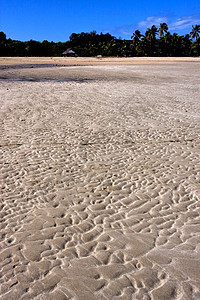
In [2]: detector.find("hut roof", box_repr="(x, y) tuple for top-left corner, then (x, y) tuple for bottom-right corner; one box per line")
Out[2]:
(62, 48), (76, 55)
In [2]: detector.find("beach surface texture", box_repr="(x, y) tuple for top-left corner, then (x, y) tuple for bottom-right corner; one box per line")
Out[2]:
(1, 57), (200, 300)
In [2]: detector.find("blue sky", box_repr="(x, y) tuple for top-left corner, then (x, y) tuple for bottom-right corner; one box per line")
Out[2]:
(0, 0), (200, 41)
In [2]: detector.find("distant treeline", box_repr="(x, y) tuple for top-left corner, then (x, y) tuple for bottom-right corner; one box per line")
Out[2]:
(0, 24), (200, 57)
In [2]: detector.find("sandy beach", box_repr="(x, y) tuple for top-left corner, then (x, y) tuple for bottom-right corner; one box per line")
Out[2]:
(1, 57), (200, 300)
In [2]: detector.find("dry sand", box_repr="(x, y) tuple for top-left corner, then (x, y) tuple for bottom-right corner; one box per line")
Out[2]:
(0, 58), (200, 300)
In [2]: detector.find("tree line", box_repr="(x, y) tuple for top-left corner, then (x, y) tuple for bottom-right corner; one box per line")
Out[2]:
(0, 24), (199, 57)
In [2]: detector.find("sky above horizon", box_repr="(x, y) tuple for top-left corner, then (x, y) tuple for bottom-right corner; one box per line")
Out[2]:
(1, 0), (200, 42)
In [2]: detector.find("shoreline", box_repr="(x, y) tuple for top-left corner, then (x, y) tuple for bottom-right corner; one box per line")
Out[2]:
(0, 56), (200, 68)
(1, 58), (200, 84)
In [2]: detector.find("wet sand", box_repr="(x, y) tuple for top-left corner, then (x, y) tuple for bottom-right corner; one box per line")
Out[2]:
(0, 56), (200, 67)
(0, 58), (200, 300)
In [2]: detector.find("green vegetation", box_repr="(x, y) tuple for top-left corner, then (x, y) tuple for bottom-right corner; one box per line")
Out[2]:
(0, 24), (200, 57)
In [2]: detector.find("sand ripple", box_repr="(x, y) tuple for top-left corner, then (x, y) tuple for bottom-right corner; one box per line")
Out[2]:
(1, 63), (200, 299)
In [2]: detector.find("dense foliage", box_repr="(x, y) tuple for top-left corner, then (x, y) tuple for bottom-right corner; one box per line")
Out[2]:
(0, 24), (200, 57)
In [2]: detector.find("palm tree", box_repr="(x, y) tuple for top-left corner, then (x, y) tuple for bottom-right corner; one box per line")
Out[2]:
(190, 25), (200, 40)
(131, 30), (142, 41)
(159, 23), (168, 37)
(131, 30), (143, 56)
(143, 25), (158, 56)
(146, 25), (158, 41)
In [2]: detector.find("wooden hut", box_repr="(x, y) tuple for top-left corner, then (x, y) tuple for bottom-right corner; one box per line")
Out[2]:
(62, 48), (77, 57)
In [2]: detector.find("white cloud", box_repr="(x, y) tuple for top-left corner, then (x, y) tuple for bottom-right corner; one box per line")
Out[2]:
(170, 14), (200, 30)
(137, 14), (200, 32)
(102, 14), (200, 38)
(137, 16), (168, 29)
(102, 25), (134, 37)
(117, 26), (133, 35)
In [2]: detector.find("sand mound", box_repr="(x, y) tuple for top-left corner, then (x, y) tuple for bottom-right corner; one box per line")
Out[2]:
(1, 61), (200, 299)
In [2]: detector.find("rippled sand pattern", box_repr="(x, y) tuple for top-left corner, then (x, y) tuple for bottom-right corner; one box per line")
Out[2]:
(1, 63), (200, 300)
